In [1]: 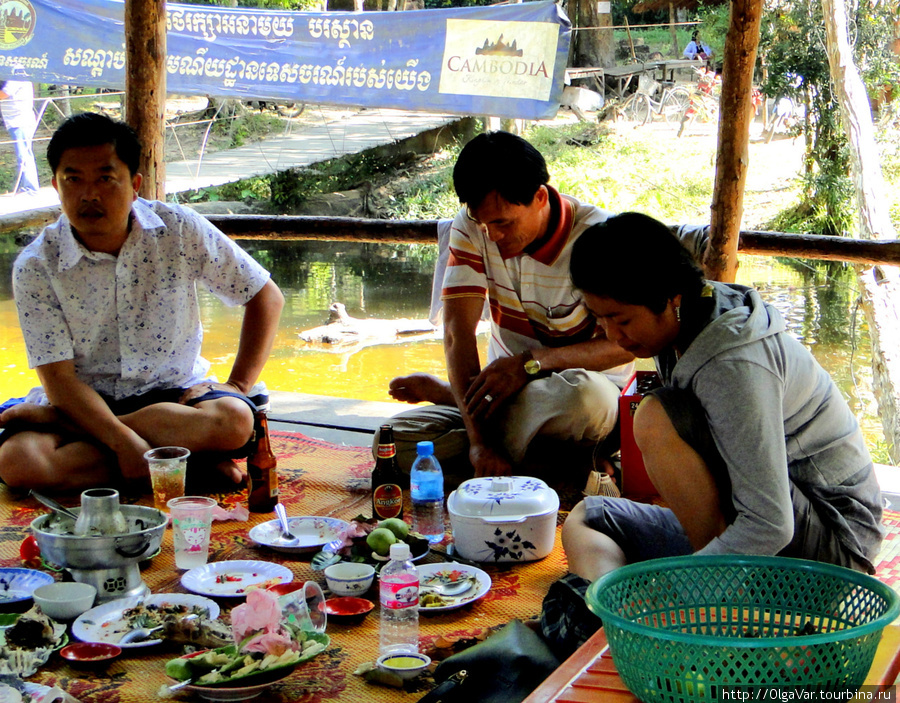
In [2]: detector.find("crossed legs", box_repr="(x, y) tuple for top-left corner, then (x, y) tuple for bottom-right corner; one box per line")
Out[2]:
(0, 396), (254, 493)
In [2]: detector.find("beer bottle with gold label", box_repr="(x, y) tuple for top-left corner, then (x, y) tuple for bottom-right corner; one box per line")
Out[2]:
(248, 411), (279, 513)
(372, 424), (405, 520)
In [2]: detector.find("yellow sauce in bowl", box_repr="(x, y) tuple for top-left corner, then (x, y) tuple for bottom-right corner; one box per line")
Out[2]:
(382, 656), (425, 669)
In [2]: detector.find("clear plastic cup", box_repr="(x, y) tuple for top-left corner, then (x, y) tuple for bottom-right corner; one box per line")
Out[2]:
(145, 447), (189, 511)
(167, 496), (216, 570)
(269, 581), (328, 633)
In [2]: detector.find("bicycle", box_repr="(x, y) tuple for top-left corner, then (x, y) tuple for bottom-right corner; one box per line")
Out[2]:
(620, 74), (693, 128)
(677, 66), (721, 137)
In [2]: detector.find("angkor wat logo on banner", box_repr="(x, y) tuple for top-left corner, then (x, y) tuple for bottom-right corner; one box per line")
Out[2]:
(0, 0), (36, 50)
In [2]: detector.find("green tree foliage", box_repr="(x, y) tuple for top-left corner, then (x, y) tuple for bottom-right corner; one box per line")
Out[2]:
(759, 0), (897, 237)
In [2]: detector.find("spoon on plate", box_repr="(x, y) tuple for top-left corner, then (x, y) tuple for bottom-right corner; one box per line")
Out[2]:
(119, 613), (199, 644)
(119, 624), (164, 645)
(273, 503), (301, 547)
(420, 576), (476, 597)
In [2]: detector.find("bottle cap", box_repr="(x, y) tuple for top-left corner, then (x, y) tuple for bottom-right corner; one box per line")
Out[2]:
(416, 441), (435, 457)
(390, 542), (411, 560)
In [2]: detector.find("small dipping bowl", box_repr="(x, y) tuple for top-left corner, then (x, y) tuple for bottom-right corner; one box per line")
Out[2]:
(32, 582), (97, 621)
(324, 562), (375, 596)
(268, 582), (305, 597)
(376, 652), (432, 680)
(60, 642), (122, 667)
(320, 597), (374, 625)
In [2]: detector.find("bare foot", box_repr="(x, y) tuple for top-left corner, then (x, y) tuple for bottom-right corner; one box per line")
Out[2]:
(389, 373), (455, 405)
(213, 458), (246, 485)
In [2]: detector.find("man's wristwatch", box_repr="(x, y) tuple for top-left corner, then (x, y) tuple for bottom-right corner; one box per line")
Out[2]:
(523, 350), (542, 376)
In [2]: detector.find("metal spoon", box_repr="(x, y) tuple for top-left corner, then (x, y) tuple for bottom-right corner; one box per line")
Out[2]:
(119, 613), (199, 644)
(421, 576), (476, 597)
(119, 624), (164, 644)
(273, 503), (301, 546)
(29, 490), (79, 521)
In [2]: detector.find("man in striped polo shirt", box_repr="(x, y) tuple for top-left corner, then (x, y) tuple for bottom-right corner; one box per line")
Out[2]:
(381, 131), (634, 480)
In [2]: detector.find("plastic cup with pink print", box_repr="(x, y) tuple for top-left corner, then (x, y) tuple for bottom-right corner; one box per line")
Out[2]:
(168, 496), (216, 570)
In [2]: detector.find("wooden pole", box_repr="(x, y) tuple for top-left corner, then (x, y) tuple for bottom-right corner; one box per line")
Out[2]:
(703, 0), (763, 283)
(624, 17), (637, 61)
(125, 0), (166, 200)
(2, 211), (900, 266)
(668, 3), (678, 58)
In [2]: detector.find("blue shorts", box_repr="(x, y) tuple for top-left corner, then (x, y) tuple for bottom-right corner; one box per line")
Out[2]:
(0, 387), (257, 456)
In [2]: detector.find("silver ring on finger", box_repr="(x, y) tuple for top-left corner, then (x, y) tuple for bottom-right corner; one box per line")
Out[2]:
(484, 394), (494, 403)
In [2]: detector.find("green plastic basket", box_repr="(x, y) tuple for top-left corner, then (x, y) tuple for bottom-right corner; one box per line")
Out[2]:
(586, 555), (900, 701)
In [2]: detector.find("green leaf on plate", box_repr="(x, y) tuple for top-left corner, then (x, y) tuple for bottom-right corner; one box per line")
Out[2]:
(310, 551), (341, 571)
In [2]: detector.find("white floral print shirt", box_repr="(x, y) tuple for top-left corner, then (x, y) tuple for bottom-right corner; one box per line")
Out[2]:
(13, 199), (270, 401)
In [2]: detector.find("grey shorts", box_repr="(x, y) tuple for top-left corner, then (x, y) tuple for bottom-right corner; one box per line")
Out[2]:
(584, 491), (867, 571)
(585, 385), (869, 572)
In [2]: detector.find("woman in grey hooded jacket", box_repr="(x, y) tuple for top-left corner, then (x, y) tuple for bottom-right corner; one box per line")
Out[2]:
(562, 212), (883, 583)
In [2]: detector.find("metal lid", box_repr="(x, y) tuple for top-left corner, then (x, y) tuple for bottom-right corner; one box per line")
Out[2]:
(448, 476), (559, 519)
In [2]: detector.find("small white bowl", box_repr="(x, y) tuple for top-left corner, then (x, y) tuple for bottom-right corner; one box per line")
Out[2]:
(33, 581), (96, 620)
(324, 562), (375, 596)
(376, 652), (431, 680)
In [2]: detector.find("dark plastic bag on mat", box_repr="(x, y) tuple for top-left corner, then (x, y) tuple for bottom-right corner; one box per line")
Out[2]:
(416, 619), (559, 703)
(540, 572), (603, 661)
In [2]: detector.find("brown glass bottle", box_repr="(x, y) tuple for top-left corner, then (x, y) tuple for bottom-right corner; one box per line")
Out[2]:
(248, 411), (279, 513)
(372, 424), (405, 520)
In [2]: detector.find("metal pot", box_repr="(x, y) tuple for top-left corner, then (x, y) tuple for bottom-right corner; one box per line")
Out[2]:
(32, 504), (167, 603)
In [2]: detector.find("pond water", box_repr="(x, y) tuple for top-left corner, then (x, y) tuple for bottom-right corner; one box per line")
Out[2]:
(0, 239), (885, 460)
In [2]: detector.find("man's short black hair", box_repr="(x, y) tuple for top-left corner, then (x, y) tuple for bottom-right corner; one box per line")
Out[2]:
(452, 131), (550, 210)
(47, 112), (142, 176)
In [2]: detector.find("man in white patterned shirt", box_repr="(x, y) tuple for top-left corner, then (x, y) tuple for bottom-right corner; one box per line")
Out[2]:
(381, 132), (634, 479)
(0, 113), (284, 493)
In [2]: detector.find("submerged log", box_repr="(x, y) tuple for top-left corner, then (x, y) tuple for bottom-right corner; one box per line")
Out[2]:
(298, 302), (489, 355)
(298, 302), (438, 353)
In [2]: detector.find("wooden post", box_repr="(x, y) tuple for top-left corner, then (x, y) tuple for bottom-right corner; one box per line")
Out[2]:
(703, 0), (763, 283)
(125, 0), (166, 201)
(624, 17), (636, 62)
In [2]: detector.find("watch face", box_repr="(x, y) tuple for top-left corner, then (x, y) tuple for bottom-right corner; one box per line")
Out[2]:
(525, 359), (541, 375)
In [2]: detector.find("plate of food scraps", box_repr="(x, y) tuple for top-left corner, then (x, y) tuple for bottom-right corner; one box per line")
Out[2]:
(181, 561), (292, 598)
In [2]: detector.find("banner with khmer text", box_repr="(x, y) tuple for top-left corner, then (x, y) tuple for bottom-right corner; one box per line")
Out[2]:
(0, 0), (571, 119)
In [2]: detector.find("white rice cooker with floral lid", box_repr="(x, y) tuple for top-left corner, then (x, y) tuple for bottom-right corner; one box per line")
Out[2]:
(447, 476), (559, 563)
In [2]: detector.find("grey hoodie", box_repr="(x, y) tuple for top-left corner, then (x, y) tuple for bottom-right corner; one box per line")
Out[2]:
(656, 281), (883, 569)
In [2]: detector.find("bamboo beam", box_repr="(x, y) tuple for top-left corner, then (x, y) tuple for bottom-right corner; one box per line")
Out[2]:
(125, 0), (167, 200)
(2, 212), (900, 265)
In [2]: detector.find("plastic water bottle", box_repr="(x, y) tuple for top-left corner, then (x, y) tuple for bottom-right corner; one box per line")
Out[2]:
(410, 441), (445, 544)
(379, 542), (419, 655)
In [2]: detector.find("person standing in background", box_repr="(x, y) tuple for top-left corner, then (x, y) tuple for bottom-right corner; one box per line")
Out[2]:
(0, 78), (40, 193)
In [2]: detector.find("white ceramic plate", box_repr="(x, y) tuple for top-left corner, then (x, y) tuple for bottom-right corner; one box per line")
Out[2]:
(415, 563), (491, 613)
(181, 561), (293, 598)
(0, 569), (54, 605)
(249, 516), (349, 555)
(72, 593), (220, 648)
